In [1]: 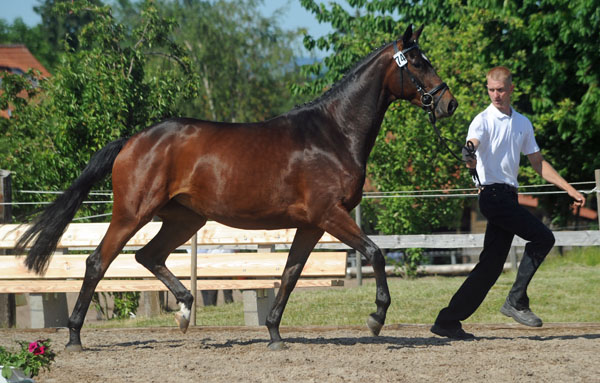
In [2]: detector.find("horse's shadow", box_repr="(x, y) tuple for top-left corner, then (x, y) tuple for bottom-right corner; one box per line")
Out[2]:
(85, 332), (600, 352)
(209, 332), (600, 350)
(87, 338), (185, 352)
(85, 335), (448, 351)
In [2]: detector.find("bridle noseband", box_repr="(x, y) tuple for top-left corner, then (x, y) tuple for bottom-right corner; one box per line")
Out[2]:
(393, 41), (481, 187)
(393, 41), (448, 124)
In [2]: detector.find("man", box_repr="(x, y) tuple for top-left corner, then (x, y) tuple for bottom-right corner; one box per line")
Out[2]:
(430, 66), (586, 339)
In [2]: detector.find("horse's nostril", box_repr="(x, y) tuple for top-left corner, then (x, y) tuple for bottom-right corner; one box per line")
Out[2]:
(448, 99), (458, 115)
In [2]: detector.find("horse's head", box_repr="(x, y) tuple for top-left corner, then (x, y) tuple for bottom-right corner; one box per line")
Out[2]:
(386, 24), (458, 120)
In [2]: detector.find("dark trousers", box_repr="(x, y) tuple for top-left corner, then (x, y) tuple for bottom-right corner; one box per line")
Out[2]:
(435, 184), (555, 329)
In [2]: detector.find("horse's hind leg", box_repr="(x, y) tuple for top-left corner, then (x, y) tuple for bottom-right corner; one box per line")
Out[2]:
(266, 227), (324, 350)
(320, 204), (390, 336)
(134, 201), (207, 333)
(66, 219), (144, 352)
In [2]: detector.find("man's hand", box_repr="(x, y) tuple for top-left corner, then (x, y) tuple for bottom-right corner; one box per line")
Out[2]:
(465, 158), (477, 169)
(462, 142), (477, 169)
(568, 189), (586, 208)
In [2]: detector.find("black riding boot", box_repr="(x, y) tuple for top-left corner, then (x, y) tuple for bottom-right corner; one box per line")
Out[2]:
(507, 251), (545, 310)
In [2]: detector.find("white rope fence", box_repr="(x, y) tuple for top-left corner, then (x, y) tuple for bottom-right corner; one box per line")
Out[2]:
(1, 181), (597, 221)
(3, 181), (597, 204)
(362, 181), (598, 199)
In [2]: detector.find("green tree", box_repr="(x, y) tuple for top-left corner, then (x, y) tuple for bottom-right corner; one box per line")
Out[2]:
(33, 0), (106, 71)
(297, 0), (483, 236)
(389, 0), (600, 227)
(298, 0), (599, 233)
(115, 0), (311, 122)
(0, 0), (199, 221)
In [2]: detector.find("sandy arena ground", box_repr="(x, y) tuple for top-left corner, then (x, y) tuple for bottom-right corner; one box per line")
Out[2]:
(1, 322), (599, 382)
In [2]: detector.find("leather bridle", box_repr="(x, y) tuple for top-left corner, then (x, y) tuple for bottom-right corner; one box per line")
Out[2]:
(393, 41), (481, 187)
(393, 41), (448, 124)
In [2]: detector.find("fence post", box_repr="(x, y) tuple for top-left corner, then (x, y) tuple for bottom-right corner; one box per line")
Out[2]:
(0, 170), (15, 327)
(242, 244), (276, 326)
(594, 169), (600, 230)
(355, 203), (362, 286)
(0, 170), (12, 224)
(190, 232), (197, 327)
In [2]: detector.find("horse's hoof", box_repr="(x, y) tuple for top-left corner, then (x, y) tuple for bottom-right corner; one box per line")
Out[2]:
(267, 341), (288, 351)
(65, 343), (84, 353)
(175, 312), (190, 334)
(367, 314), (383, 336)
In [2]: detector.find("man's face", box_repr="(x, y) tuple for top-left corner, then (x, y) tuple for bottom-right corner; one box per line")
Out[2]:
(486, 78), (513, 113)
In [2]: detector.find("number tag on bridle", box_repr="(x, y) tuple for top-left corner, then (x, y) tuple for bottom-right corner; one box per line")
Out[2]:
(393, 51), (408, 68)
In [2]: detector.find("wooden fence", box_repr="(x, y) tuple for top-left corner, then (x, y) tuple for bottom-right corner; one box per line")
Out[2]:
(0, 221), (598, 328)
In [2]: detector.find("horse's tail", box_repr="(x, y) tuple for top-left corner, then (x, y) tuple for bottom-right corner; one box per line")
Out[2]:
(15, 137), (129, 274)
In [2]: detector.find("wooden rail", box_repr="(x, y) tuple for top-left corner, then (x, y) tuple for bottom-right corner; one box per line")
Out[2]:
(0, 222), (346, 328)
(3, 224), (597, 251)
(312, 231), (600, 249)
(0, 252), (346, 294)
(0, 222), (341, 249)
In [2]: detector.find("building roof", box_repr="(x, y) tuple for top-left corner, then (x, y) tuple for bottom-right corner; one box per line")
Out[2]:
(0, 44), (51, 77)
(0, 45), (51, 118)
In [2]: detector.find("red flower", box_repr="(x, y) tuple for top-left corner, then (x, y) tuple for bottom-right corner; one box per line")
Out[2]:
(28, 341), (46, 355)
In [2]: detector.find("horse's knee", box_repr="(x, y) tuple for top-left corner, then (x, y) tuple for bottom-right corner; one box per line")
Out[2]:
(84, 251), (103, 280)
(364, 245), (386, 269)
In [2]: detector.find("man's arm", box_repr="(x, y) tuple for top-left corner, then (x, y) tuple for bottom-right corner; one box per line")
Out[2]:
(527, 151), (585, 207)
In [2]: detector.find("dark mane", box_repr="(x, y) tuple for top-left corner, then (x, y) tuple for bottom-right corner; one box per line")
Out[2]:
(290, 41), (393, 112)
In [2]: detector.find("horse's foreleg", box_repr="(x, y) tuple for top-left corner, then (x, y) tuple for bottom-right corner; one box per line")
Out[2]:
(135, 206), (206, 333)
(266, 227), (323, 350)
(321, 204), (390, 336)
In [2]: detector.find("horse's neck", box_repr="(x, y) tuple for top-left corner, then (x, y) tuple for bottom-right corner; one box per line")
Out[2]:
(323, 55), (391, 167)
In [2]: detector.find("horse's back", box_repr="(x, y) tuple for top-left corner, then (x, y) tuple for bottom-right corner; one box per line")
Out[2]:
(111, 118), (304, 220)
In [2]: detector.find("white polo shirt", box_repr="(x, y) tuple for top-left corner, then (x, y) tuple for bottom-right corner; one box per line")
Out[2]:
(467, 104), (540, 188)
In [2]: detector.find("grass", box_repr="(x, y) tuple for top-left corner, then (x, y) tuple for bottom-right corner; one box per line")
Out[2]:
(88, 247), (600, 328)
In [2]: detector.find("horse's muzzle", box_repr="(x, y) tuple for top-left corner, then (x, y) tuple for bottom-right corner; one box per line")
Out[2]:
(435, 97), (458, 119)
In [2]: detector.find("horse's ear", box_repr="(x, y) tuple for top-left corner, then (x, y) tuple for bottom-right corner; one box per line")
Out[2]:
(402, 24), (413, 46)
(413, 25), (425, 43)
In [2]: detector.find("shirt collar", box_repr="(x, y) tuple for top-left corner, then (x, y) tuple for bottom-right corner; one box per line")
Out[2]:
(487, 103), (513, 119)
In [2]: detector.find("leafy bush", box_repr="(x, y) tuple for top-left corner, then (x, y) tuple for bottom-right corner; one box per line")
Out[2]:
(0, 339), (56, 379)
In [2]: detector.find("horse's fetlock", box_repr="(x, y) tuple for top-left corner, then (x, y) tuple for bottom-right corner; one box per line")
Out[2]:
(175, 292), (194, 310)
(265, 317), (278, 330)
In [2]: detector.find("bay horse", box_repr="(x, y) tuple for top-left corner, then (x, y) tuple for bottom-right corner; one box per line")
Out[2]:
(15, 24), (457, 351)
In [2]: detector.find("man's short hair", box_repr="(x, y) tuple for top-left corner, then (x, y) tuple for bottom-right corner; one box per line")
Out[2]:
(487, 66), (512, 85)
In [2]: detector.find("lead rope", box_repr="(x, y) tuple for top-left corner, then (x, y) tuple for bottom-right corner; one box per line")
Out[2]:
(429, 113), (482, 188)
